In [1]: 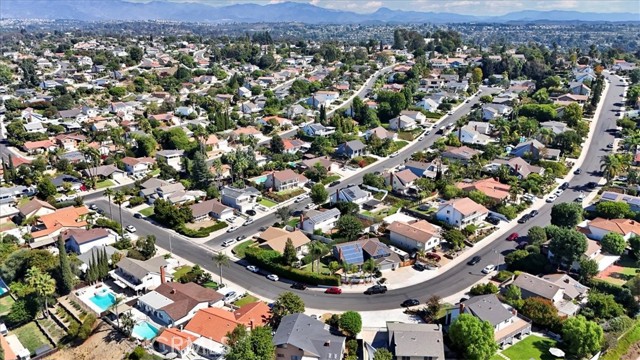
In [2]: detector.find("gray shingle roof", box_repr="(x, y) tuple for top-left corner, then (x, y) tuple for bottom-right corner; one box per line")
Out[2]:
(462, 294), (513, 326)
(387, 323), (445, 359)
(273, 313), (345, 359)
(513, 273), (562, 301)
(116, 256), (168, 280)
(306, 208), (340, 225)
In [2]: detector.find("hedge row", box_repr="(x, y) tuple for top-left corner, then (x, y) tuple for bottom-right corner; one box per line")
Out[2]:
(244, 247), (340, 286)
(176, 221), (228, 238)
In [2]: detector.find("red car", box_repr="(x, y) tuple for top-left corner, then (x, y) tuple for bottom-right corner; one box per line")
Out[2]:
(507, 233), (519, 241)
(426, 252), (442, 261)
(325, 287), (342, 295)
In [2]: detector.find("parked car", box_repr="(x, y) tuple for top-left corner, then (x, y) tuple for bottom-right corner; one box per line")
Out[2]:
(560, 182), (570, 191)
(574, 168), (582, 175)
(413, 263), (426, 271)
(243, 218), (254, 226)
(607, 143), (614, 149)
(546, 194), (558, 203)
(125, 225), (136, 233)
(222, 239), (237, 247)
(223, 291), (239, 303)
(507, 233), (519, 241)
(246, 265), (259, 273)
(587, 182), (598, 189)
(291, 282), (307, 290)
(467, 256), (481, 265)
(486, 216), (500, 225)
(516, 241), (529, 250)
(529, 210), (539, 217)
(364, 285), (388, 295)
(294, 196), (305, 203)
(482, 264), (496, 274)
(329, 181), (341, 187)
(227, 226), (239, 233)
(133, 213), (142, 219)
(401, 299), (420, 307)
(245, 209), (257, 216)
(575, 192), (585, 202)
(425, 252), (441, 261)
(89, 204), (98, 210)
(390, 151), (399, 158)
(325, 287), (342, 295)
(266, 274), (279, 281)
(517, 214), (531, 224)
(236, 235), (247, 241)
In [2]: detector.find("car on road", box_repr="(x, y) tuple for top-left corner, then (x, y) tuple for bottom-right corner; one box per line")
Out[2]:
(364, 285), (388, 295)
(607, 143), (614, 149)
(390, 152), (399, 158)
(96, 208), (104, 215)
(575, 192), (585, 202)
(507, 232), (519, 241)
(516, 241), (529, 250)
(546, 194), (558, 203)
(554, 189), (564, 196)
(223, 291), (239, 303)
(467, 256), (481, 265)
(329, 181), (341, 187)
(418, 135), (424, 141)
(125, 225), (136, 233)
(574, 168), (582, 175)
(243, 218), (254, 226)
(291, 282), (307, 290)
(529, 210), (539, 217)
(133, 213), (142, 219)
(517, 214), (531, 224)
(222, 239), (237, 247)
(325, 287), (342, 295)
(245, 209), (257, 216)
(294, 196), (305, 203)
(266, 274), (279, 281)
(413, 263), (426, 271)
(89, 204), (98, 210)
(482, 264), (496, 274)
(401, 299), (420, 307)
(559, 182), (570, 190)
(246, 265), (259, 273)
(227, 225), (239, 233)
(236, 235), (247, 241)
(486, 216), (500, 225)
(586, 182), (598, 189)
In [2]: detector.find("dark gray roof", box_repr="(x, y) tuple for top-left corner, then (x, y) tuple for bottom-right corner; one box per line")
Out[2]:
(387, 323), (445, 359)
(462, 294), (513, 326)
(84, 164), (124, 177)
(273, 313), (345, 359)
(141, 178), (170, 190)
(221, 186), (260, 200)
(78, 245), (122, 265)
(345, 140), (365, 151)
(513, 273), (562, 300)
(116, 256), (168, 280)
(340, 185), (369, 201)
(306, 208), (340, 225)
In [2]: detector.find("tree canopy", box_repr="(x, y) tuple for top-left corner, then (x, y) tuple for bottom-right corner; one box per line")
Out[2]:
(449, 314), (498, 360)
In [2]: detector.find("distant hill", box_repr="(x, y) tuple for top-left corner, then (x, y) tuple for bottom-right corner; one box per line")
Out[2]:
(1, 0), (638, 23)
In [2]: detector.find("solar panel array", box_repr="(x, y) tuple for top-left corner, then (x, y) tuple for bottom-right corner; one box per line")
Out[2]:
(340, 243), (364, 265)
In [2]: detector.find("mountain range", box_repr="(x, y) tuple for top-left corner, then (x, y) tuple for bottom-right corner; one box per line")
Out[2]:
(1, 0), (638, 24)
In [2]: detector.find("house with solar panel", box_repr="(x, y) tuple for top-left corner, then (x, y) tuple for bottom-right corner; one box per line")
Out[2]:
(599, 191), (640, 212)
(301, 208), (341, 233)
(332, 238), (401, 271)
(330, 185), (373, 209)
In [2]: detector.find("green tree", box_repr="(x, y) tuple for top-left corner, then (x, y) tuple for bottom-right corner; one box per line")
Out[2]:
(600, 232), (626, 255)
(0, 63), (13, 85)
(190, 151), (213, 190)
(225, 325), (274, 360)
(503, 284), (522, 304)
(471, 67), (483, 84)
(212, 252), (230, 286)
(36, 177), (57, 200)
(339, 311), (362, 338)
(128, 46), (143, 62)
(550, 202), (583, 228)
(337, 215), (363, 241)
(137, 235), (157, 259)
(449, 314), (498, 360)
(527, 226), (547, 246)
(578, 258), (599, 282)
(548, 228), (587, 266)
(521, 297), (560, 328)
(596, 201), (630, 219)
(282, 238), (297, 266)
(584, 292), (625, 320)
(443, 229), (466, 250)
(104, 187), (114, 219)
(270, 292), (305, 328)
(270, 135), (285, 154)
(26, 266), (56, 317)
(373, 348), (393, 360)
(114, 191), (126, 234)
(310, 184), (328, 204)
(562, 102), (583, 127)
(57, 235), (75, 295)
(562, 315), (604, 358)
(275, 206), (291, 224)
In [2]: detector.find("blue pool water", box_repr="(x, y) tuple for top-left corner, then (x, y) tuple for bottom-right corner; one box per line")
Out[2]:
(253, 175), (268, 184)
(88, 289), (116, 312)
(132, 321), (160, 340)
(0, 277), (8, 295)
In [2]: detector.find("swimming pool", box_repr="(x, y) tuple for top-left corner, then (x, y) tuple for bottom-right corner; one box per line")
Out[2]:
(132, 321), (160, 340)
(0, 277), (8, 296)
(253, 175), (268, 184)
(88, 289), (116, 312)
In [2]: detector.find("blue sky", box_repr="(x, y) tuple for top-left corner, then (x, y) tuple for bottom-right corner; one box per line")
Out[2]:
(129, 0), (640, 15)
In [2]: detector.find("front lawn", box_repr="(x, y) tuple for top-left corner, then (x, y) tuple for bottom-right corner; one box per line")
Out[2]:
(139, 206), (155, 217)
(259, 198), (278, 208)
(501, 335), (557, 360)
(0, 296), (15, 315)
(394, 140), (409, 149)
(11, 322), (51, 355)
(232, 240), (257, 258)
(234, 295), (259, 307)
(321, 175), (341, 185)
(173, 265), (192, 282)
(287, 218), (300, 228)
(350, 156), (377, 168)
(203, 281), (220, 290)
(96, 179), (115, 189)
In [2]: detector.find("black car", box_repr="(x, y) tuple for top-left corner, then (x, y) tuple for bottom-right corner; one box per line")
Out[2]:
(329, 181), (341, 187)
(574, 168), (582, 175)
(517, 214), (531, 224)
(560, 182), (570, 190)
(413, 263), (426, 271)
(529, 210), (539, 217)
(364, 285), (388, 295)
(236, 235), (247, 241)
(486, 216), (500, 225)
(245, 209), (257, 216)
(516, 241), (529, 250)
(587, 182), (598, 189)
(291, 282), (307, 290)
(401, 299), (420, 307)
(467, 256), (481, 265)
(133, 213), (142, 219)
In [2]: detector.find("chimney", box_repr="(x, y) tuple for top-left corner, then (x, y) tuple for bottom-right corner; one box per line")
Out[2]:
(511, 308), (517, 317)
(249, 320), (255, 330)
(160, 265), (166, 284)
(324, 340), (331, 347)
(300, 213), (304, 227)
(459, 303), (465, 314)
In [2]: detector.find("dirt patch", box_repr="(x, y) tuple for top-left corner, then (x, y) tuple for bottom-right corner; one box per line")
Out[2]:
(47, 322), (136, 360)
(621, 341), (640, 360)
(184, 218), (218, 230)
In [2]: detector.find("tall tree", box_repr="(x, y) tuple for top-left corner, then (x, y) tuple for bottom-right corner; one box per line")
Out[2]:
(212, 252), (230, 286)
(191, 150), (213, 190)
(104, 187), (114, 219)
(282, 238), (297, 266)
(600, 232), (626, 255)
(448, 314), (498, 360)
(57, 235), (75, 295)
(270, 135), (285, 154)
(550, 202), (583, 228)
(26, 266), (56, 318)
(548, 227), (587, 266)
(336, 215), (363, 241)
(114, 191), (126, 235)
(562, 316), (604, 359)
(270, 292), (305, 328)
(109, 295), (125, 329)
(308, 241), (327, 273)
(339, 311), (362, 338)
(275, 206), (291, 224)
(310, 184), (328, 204)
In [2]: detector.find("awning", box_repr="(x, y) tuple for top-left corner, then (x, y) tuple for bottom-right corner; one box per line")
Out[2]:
(113, 280), (127, 289)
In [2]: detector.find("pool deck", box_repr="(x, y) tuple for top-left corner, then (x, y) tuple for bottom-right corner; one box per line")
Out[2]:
(74, 282), (136, 316)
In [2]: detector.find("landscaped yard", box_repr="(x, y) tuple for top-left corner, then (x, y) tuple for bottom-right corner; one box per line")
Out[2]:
(259, 198), (278, 208)
(321, 175), (341, 185)
(172, 265), (192, 282)
(203, 281), (220, 290)
(11, 322), (51, 355)
(394, 140), (409, 149)
(0, 296), (15, 315)
(500, 335), (558, 360)
(234, 295), (259, 307)
(232, 240), (257, 258)
(95, 179), (115, 189)
(139, 206), (154, 217)
(596, 255), (639, 286)
(287, 218), (300, 228)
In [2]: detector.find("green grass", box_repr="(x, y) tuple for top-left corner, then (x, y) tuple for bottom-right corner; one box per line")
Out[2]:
(321, 175), (341, 185)
(602, 320), (640, 360)
(287, 218), (300, 228)
(232, 240), (257, 258)
(11, 322), (51, 355)
(150, 169), (161, 176)
(0, 296), (15, 315)
(95, 179), (115, 189)
(172, 265), (192, 281)
(234, 295), (259, 307)
(501, 335), (558, 360)
(203, 281), (219, 290)
(139, 206), (155, 217)
(394, 140), (409, 149)
(259, 198), (278, 208)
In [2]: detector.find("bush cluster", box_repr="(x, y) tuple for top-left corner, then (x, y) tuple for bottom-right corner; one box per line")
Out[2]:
(245, 247), (340, 286)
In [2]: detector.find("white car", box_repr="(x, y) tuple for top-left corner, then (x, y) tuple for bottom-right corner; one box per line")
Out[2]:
(575, 192), (585, 202)
(89, 204), (98, 210)
(223, 291), (240, 303)
(294, 196), (304, 203)
(246, 265), (259, 273)
(222, 239), (237, 247)
(390, 152), (399, 158)
(227, 226), (239, 233)
(125, 225), (136, 233)
(546, 194), (558, 203)
(266, 274), (279, 281)
(482, 264), (496, 274)
(243, 218), (254, 226)
(554, 189), (564, 196)
(418, 135), (424, 141)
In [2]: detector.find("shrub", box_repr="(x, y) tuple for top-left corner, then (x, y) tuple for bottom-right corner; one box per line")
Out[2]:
(95, 218), (122, 234)
(469, 282), (499, 295)
(494, 270), (514, 282)
(176, 221), (228, 238)
(128, 346), (146, 360)
(128, 196), (145, 207)
(77, 314), (96, 340)
(245, 247), (340, 286)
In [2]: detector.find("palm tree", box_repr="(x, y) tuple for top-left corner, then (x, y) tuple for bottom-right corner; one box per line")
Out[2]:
(622, 132), (640, 154)
(536, 128), (555, 146)
(113, 191), (126, 234)
(362, 258), (377, 283)
(308, 241), (326, 273)
(26, 266), (56, 318)
(104, 187), (114, 219)
(120, 312), (135, 336)
(109, 295), (125, 328)
(212, 252), (230, 286)
(600, 154), (625, 182)
(79, 142), (101, 189)
(342, 261), (353, 284)
(212, 158), (223, 189)
(456, 117), (467, 142)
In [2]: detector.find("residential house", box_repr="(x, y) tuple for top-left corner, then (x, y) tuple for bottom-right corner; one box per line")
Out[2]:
(258, 116), (293, 128)
(300, 156), (339, 173)
(364, 126), (397, 141)
(387, 323), (445, 360)
(599, 191), (640, 212)
(121, 157), (156, 176)
(264, 169), (308, 191)
(22, 140), (57, 155)
(436, 197), (489, 228)
(282, 139), (311, 154)
(446, 294), (531, 347)
(491, 157), (545, 179)
(288, 104), (315, 119)
(556, 93), (589, 104)
(569, 82), (591, 96)
(51, 174), (83, 193)
(581, 217), (640, 241)
(331, 185), (373, 208)
(385, 169), (419, 195)
(405, 160), (448, 179)
(154, 328), (198, 358)
(138, 282), (224, 327)
(482, 104), (512, 120)
(17, 198), (55, 220)
(55, 134), (87, 152)
(302, 123), (336, 137)
(221, 186), (260, 213)
(459, 124), (493, 145)
(513, 273), (588, 316)
(301, 208), (341, 233)
(417, 97), (440, 112)
(541, 121), (569, 135)
(0, 185), (35, 205)
(83, 164), (127, 181)
(307, 91), (339, 109)
(389, 115), (417, 131)
(336, 140), (367, 159)
(237, 86), (251, 98)
(456, 178), (511, 203)
(388, 220), (441, 252)
(77, 245), (122, 273)
(257, 227), (311, 255)
(273, 314), (345, 360)
(204, 134), (229, 155)
(189, 199), (234, 222)
(511, 139), (560, 161)
(23, 121), (46, 134)
(156, 150), (185, 172)
(110, 256), (172, 292)
(441, 146), (482, 164)
(399, 110), (427, 125)
(333, 238), (401, 271)
(241, 102), (262, 114)
(30, 206), (90, 243)
(63, 228), (117, 254)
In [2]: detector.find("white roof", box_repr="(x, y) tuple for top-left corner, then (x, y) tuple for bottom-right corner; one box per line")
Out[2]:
(383, 212), (418, 225)
(138, 291), (173, 309)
